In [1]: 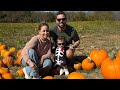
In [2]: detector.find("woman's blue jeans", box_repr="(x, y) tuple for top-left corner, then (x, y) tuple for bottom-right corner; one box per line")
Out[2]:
(21, 49), (52, 77)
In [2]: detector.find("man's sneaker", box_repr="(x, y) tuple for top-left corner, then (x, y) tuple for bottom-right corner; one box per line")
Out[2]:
(22, 68), (32, 79)
(64, 69), (69, 75)
(59, 68), (64, 75)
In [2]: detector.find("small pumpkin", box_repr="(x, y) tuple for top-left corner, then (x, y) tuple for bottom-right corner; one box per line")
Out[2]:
(42, 76), (54, 79)
(15, 57), (22, 65)
(2, 56), (14, 66)
(0, 67), (9, 75)
(0, 44), (7, 52)
(17, 49), (22, 57)
(73, 61), (82, 70)
(67, 71), (85, 79)
(2, 73), (14, 79)
(81, 57), (95, 70)
(66, 49), (74, 59)
(2, 51), (12, 57)
(9, 47), (16, 53)
(1, 49), (7, 57)
(16, 69), (24, 76)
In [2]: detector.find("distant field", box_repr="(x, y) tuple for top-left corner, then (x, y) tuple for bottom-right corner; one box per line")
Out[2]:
(1, 21), (120, 79)
(1, 21), (120, 56)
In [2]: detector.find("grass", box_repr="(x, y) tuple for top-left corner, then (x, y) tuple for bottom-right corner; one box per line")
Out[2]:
(0, 21), (120, 79)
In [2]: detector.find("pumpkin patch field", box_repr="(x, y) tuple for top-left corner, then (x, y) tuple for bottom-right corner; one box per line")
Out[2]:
(1, 21), (120, 79)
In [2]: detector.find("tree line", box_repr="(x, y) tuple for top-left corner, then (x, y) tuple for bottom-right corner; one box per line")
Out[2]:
(0, 11), (120, 23)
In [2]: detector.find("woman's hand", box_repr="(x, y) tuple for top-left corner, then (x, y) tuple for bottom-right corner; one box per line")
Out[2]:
(27, 60), (37, 69)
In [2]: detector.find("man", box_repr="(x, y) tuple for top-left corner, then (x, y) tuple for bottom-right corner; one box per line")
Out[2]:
(50, 11), (80, 72)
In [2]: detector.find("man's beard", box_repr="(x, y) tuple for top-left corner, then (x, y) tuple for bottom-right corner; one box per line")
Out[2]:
(58, 23), (66, 28)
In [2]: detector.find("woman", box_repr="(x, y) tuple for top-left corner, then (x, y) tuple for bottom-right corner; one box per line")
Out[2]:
(21, 22), (52, 79)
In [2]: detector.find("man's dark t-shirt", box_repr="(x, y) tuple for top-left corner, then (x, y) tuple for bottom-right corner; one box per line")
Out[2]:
(50, 24), (80, 47)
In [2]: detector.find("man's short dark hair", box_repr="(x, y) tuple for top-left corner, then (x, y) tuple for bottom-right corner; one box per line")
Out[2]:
(56, 11), (66, 18)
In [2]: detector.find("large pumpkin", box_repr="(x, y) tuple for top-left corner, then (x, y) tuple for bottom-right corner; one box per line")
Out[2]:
(101, 57), (120, 79)
(67, 71), (85, 79)
(81, 57), (95, 70)
(89, 49), (108, 67)
(66, 49), (74, 59)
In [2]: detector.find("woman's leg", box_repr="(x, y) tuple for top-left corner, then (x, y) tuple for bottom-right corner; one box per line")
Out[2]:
(21, 49), (40, 78)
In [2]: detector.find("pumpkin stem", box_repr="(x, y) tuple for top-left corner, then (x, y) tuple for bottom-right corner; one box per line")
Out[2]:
(87, 57), (93, 63)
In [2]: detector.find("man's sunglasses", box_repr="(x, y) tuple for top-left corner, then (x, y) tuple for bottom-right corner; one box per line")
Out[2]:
(57, 18), (66, 22)
(57, 43), (65, 45)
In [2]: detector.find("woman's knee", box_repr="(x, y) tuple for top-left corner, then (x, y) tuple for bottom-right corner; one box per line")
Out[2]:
(28, 49), (36, 55)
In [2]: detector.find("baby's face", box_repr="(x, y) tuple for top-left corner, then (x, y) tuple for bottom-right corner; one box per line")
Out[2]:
(57, 40), (65, 48)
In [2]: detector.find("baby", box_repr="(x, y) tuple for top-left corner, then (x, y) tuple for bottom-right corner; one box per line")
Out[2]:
(54, 36), (69, 75)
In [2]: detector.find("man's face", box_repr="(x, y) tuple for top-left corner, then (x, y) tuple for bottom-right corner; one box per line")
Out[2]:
(56, 14), (67, 28)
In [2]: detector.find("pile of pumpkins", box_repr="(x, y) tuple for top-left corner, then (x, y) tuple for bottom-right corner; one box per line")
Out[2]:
(72, 48), (120, 79)
(0, 43), (24, 79)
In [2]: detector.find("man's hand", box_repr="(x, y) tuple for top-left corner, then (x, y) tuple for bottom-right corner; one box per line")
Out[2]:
(69, 44), (74, 50)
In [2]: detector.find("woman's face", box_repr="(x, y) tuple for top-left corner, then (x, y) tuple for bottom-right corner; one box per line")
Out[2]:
(39, 25), (49, 39)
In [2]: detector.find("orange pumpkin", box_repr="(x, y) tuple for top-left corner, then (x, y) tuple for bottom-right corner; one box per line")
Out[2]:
(2, 51), (12, 57)
(0, 44), (7, 52)
(17, 49), (22, 57)
(81, 57), (95, 70)
(1, 49), (7, 56)
(66, 49), (74, 59)
(73, 61), (82, 70)
(9, 47), (16, 53)
(67, 72), (85, 79)
(2, 73), (14, 79)
(43, 76), (54, 79)
(2, 56), (14, 66)
(0, 67), (9, 75)
(16, 69), (24, 76)
(101, 56), (120, 79)
(15, 57), (22, 65)
(89, 49), (108, 67)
